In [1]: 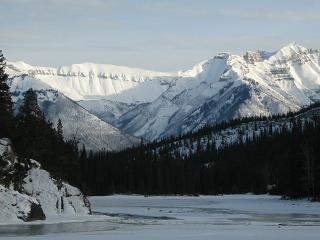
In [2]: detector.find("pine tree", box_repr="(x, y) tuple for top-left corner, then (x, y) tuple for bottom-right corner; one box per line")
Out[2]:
(79, 145), (87, 192)
(19, 88), (42, 119)
(57, 119), (63, 140)
(15, 88), (45, 159)
(0, 50), (13, 137)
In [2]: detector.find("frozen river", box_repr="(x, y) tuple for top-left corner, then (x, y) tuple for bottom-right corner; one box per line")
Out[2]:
(1, 194), (320, 239)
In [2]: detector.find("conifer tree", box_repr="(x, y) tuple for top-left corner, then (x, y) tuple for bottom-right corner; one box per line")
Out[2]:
(15, 88), (44, 159)
(57, 119), (63, 140)
(0, 50), (13, 137)
(19, 88), (42, 119)
(79, 145), (87, 190)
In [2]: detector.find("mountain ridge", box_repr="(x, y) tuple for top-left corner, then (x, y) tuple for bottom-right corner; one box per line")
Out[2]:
(7, 73), (140, 151)
(6, 43), (320, 141)
(114, 43), (320, 140)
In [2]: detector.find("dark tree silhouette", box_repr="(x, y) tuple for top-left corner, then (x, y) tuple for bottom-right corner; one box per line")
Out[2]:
(0, 50), (13, 137)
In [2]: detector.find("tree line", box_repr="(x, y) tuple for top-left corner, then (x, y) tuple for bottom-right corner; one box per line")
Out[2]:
(82, 107), (320, 200)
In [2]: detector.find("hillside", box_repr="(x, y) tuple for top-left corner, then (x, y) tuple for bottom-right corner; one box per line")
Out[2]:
(6, 73), (139, 151)
(82, 103), (320, 199)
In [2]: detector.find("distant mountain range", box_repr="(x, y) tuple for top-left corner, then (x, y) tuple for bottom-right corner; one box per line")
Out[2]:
(6, 42), (320, 149)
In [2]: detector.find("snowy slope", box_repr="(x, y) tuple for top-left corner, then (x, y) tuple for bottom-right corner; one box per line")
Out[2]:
(148, 105), (320, 159)
(78, 99), (136, 124)
(7, 62), (174, 102)
(0, 138), (91, 223)
(6, 60), (176, 126)
(7, 43), (320, 141)
(7, 74), (140, 151)
(116, 43), (320, 140)
(0, 185), (43, 223)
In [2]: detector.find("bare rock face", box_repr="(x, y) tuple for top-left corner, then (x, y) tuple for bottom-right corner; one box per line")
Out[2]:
(24, 201), (46, 222)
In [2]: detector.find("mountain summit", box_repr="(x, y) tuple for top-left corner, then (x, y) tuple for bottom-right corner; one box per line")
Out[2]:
(7, 43), (320, 142)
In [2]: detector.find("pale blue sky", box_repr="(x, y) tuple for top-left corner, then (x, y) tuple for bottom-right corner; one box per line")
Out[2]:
(1, 0), (320, 71)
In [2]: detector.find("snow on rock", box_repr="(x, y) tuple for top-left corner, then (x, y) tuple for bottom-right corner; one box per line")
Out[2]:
(0, 138), (12, 156)
(78, 99), (136, 124)
(0, 138), (91, 223)
(23, 163), (91, 216)
(0, 139), (45, 223)
(0, 185), (45, 223)
(116, 43), (320, 140)
(7, 62), (174, 102)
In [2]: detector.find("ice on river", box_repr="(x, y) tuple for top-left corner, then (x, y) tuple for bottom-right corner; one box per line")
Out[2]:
(1, 194), (320, 239)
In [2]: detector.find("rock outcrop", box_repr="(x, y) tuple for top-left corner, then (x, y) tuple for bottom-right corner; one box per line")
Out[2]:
(0, 138), (91, 223)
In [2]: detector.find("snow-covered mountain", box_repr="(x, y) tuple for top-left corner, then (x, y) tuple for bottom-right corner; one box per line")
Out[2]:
(7, 43), (320, 141)
(114, 43), (320, 140)
(7, 61), (174, 103)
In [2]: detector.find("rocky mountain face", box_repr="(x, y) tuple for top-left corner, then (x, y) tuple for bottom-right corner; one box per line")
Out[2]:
(0, 138), (91, 223)
(6, 62), (174, 102)
(115, 43), (320, 140)
(7, 43), (320, 142)
(6, 72), (140, 151)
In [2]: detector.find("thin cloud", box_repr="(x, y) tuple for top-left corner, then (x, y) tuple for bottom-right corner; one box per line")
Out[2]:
(220, 9), (320, 21)
(137, 1), (212, 16)
(5, 0), (124, 7)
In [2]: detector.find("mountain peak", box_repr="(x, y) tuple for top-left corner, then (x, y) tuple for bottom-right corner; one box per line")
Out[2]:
(278, 42), (307, 56)
(6, 42), (320, 143)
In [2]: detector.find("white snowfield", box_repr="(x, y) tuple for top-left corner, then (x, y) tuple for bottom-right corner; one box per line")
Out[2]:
(7, 42), (320, 143)
(6, 61), (174, 102)
(0, 194), (319, 239)
(0, 138), (91, 224)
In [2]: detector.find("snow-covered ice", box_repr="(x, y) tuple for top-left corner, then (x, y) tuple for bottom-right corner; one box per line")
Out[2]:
(0, 194), (319, 239)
